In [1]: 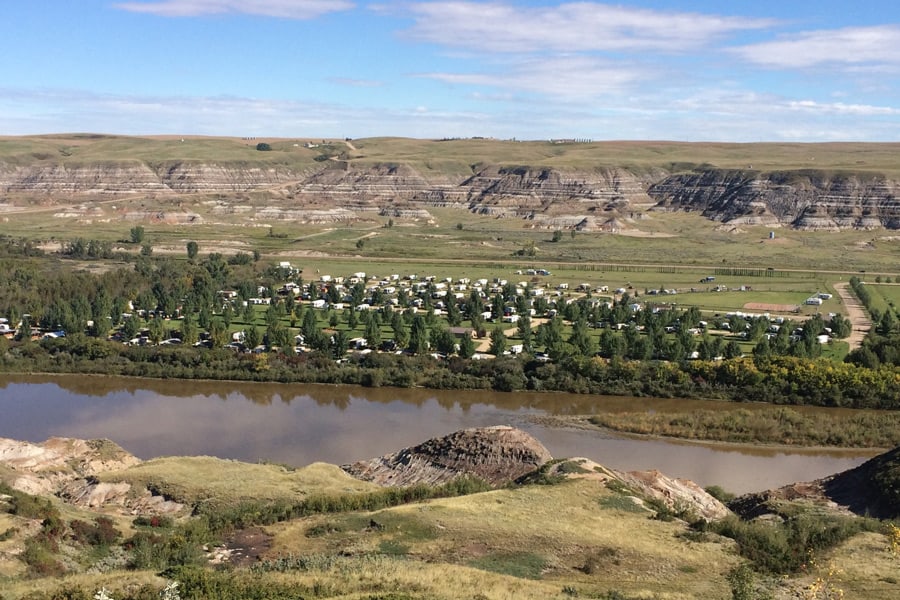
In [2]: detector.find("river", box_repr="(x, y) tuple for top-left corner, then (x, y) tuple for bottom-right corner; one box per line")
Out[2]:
(0, 374), (878, 495)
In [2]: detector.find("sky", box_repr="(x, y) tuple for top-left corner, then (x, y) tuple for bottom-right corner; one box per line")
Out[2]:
(2, 0), (900, 141)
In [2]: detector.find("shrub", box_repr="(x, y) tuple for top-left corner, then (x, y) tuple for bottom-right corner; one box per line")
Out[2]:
(70, 516), (120, 547)
(708, 513), (878, 574)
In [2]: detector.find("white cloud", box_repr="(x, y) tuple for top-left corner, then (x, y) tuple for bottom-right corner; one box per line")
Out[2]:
(0, 87), (492, 139)
(733, 25), (900, 68)
(3, 85), (900, 143)
(402, 1), (775, 53)
(328, 77), (384, 88)
(787, 100), (900, 116)
(114, 0), (353, 19)
(421, 55), (650, 100)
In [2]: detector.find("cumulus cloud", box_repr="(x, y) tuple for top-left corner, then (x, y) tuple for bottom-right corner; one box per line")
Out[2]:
(733, 25), (900, 68)
(114, 0), (353, 19)
(402, 1), (775, 53)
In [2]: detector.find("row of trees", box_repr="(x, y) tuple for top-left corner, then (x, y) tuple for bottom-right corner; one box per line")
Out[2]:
(846, 276), (900, 368)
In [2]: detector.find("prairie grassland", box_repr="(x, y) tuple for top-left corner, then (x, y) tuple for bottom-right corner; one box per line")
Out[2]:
(0, 134), (322, 166)
(1, 571), (165, 600)
(824, 532), (900, 598)
(99, 458), (379, 506)
(268, 479), (740, 599)
(4, 135), (900, 175)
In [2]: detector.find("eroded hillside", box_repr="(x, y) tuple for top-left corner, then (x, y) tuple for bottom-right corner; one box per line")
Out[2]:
(1, 135), (900, 230)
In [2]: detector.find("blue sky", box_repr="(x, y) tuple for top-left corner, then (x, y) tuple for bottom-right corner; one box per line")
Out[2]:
(3, 0), (900, 141)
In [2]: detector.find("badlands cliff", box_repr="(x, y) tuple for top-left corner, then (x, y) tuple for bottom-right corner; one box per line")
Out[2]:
(2, 136), (899, 229)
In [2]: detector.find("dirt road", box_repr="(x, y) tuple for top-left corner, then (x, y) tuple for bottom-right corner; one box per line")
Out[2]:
(833, 282), (870, 351)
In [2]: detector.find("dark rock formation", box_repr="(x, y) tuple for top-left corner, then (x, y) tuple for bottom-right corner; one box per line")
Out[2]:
(649, 169), (900, 230)
(341, 425), (553, 487)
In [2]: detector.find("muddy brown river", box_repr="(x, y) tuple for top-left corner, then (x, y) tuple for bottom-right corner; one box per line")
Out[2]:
(0, 374), (878, 494)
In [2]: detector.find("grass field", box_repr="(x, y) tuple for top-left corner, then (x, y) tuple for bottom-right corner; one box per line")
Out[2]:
(6, 135), (899, 176)
(268, 478), (741, 599)
(867, 283), (900, 316)
(99, 458), (380, 507)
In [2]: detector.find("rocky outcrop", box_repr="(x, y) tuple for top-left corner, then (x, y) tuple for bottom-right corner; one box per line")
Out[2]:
(540, 458), (729, 522)
(649, 169), (900, 230)
(341, 425), (553, 487)
(731, 445), (900, 520)
(289, 163), (464, 207)
(463, 165), (653, 217)
(0, 161), (304, 195)
(341, 427), (729, 521)
(5, 151), (900, 230)
(0, 437), (140, 496)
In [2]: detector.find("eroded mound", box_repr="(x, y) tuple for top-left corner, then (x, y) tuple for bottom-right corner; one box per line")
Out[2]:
(341, 425), (552, 487)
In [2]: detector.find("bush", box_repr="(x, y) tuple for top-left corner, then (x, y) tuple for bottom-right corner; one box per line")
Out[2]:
(70, 516), (120, 547)
(256, 142), (272, 151)
(708, 513), (878, 574)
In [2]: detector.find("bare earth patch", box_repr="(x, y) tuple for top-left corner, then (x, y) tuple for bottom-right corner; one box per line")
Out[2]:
(743, 302), (800, 312)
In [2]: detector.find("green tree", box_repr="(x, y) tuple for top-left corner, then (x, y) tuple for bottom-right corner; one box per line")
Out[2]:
(458, 333), (476, 359)
(122, 315), (140, 340)
(431, 326), (456, 355)
(392, 313), (409, 349)
(180, 312), (198, 345)
(129, 225), (145, 244)
(245, 325), (262, 349)
(489, 326), (508, 356)
(148, 315), (166, 343)
(364, 316), (382, 349)
(408, 315), (428, 354)
(186, 240), (199, 260)
(208, 319), (227, 348)
(331, 330), (349, 359)
(242, 302), (255, 324)
(266, 322), (290, 350)
(516, 315), (533, 353)
(446, 300), (462, 327)
(568, 318), (595, 356)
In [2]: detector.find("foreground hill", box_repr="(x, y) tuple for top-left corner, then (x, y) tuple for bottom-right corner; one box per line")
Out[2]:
(1, 429), (898, 598)
(1, 135), (900, 230)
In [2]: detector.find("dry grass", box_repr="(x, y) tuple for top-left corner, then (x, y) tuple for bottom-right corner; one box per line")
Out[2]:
(99, 458), (380, 506)
(268, 478), (740, 599)
(785, 532), (900, 599)
(0, 570), (165, 600)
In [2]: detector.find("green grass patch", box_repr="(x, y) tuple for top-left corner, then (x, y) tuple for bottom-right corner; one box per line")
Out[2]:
(598, 495), (648, 514)
(468, 551), (548, 579)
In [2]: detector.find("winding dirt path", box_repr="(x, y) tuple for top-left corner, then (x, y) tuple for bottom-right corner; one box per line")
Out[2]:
(833, 282), (870, 351)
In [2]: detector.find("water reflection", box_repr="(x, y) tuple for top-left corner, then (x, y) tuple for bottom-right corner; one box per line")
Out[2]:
(0, 374), (878, 495)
